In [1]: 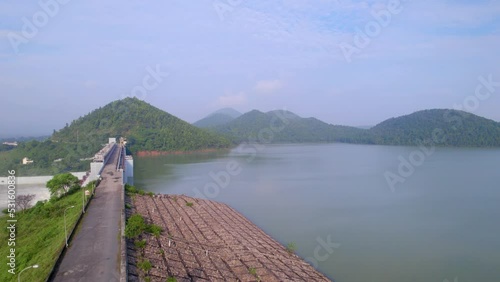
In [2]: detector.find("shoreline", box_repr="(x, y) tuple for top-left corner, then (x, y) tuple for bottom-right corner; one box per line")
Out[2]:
(135, 147), (231, 157)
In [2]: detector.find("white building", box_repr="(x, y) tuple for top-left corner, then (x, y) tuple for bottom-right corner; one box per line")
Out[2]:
(22, 157), (34, 165)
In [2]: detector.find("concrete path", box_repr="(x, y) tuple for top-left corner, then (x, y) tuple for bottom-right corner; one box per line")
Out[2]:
(52, 145), (123, 282)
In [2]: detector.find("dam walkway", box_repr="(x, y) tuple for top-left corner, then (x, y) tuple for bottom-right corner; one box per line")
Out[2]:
(52, 144), (125, 282)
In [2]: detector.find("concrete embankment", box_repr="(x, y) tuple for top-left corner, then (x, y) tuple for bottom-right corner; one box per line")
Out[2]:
(127, 194), (331, 281)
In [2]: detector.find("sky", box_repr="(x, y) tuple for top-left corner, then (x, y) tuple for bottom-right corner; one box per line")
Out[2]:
(1, 0), (500, 137)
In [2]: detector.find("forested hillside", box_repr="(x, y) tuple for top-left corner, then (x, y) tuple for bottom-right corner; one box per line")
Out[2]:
(52, 97), (231, 152)
(211, 110), (372, 143)
(0, 98), (231, 176)
(193, 108), (242, 128)
(370, 109), (500, 146)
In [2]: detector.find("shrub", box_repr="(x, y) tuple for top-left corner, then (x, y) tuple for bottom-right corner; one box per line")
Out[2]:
(134, 239), (146, 249)
(146, 224), (162, 237)
(186, 202), (193, 207)
(248, 267), (257, 275)
(166, 277), (177, 282)
(286, 242), (297, 254)
(125, 184), (137, 194)
(138, 259), (152, 272)
(125, 214), (146, 239)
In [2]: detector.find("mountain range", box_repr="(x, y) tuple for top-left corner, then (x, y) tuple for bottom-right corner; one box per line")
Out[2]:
(195, 108), (500, 147)
(2, 98), (500, 176)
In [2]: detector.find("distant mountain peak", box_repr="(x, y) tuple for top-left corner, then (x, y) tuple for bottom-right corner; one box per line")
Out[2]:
(211, 108), (242, 119)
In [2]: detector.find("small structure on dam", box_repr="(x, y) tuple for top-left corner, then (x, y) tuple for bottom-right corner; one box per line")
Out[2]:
(83, 137), (134, 186)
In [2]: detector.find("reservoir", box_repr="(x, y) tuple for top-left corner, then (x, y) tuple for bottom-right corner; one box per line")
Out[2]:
(134, 143), (500, 282)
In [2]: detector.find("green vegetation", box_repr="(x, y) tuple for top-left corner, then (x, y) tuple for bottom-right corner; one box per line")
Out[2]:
(210, 109), (373, 144)
(185, 202), (193, 207)
(3, 101), (500, 177)
(0, 190), (84, 282)
(166, 277), (177, 282)
(248, 267), (261, 281)
(46, 173), (80, 199)
(125, 184), (147, 197)
(369, 109), (500, 146)
(53, 97), (231, 153)
(134, 239), (147, 249)
(194, 113), (236, 128)
(146, 224), (162, 237)
(138, 259), (152, 272)
(125, 214), (147, 239)
(210, 109), (500, 147)
(193, 107), (242, 128)
(1, 98), (231, 176)
(0, 140), (92, 177)
(193, 108), (243, 128)
(286, 242), (297, 254)
(125, 184), (138, 194)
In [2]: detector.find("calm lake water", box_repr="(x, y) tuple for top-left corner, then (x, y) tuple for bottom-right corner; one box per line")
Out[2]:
(134, 143), (500, 282)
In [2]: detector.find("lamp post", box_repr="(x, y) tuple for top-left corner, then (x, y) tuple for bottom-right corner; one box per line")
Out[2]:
(82, 185), (85, 214)
(64, 206), (75, 247)
(18, 264), (38, 282)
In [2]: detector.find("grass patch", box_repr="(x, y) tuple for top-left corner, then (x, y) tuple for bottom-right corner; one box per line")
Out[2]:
(0, 191), (84, 282)
(134, 239), (146, 249)
(249, 267), (261, 281)
(138, 259), (152, 272)
(125, 184), (149, 196)
(146, 224), (162, 237)
(125, 214), (146, 239)
(286, 242), (297, 254)
(185, 202), (193, 207)
(166, 277), (177, 282)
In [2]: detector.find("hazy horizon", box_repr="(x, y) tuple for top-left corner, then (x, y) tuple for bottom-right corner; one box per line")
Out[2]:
(1, 1), (499, 136)
(2, 101), (500, 139)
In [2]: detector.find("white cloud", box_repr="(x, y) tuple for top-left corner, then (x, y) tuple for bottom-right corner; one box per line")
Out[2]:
(255, 79), (283, 94)
(216, 92), (247, 107)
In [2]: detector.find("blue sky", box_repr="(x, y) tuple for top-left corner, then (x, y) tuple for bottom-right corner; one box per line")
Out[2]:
(1, 0), (499, 136)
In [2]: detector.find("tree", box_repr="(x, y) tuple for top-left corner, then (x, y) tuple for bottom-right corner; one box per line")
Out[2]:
(46, 173), (80, 198)
(17, 194), (35, 211)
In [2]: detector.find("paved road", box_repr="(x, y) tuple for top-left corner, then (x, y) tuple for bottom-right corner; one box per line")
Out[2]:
(52, 145), (123, 282)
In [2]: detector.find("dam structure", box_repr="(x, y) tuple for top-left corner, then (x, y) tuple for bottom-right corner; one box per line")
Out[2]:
(83, 137), (134, 187)
(51, 137), (132, 281)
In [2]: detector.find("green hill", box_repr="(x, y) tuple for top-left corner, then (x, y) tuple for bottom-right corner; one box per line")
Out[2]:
(369, 109), (500, 146)
(193, 108), (242, 128)
(211, 109), (372, 143)
(0, 98), (231, 176)
(53, 97), (231, 152)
